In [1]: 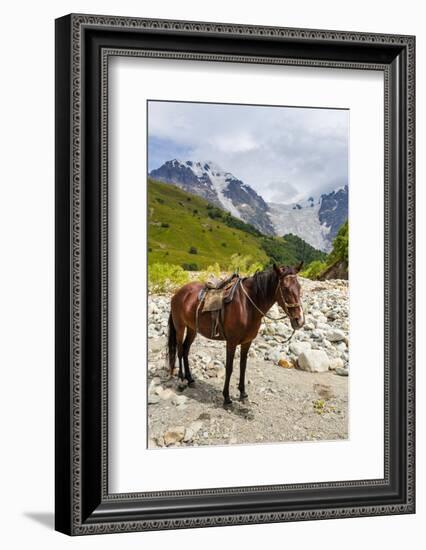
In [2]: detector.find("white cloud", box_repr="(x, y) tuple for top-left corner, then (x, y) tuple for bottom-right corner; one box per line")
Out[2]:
(148, 101), (349, 203)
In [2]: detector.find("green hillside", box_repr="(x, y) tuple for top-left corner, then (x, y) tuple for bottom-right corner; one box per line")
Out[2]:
(147, 178), (326, 271)
(301, 221), (348, 280)
(261, 233), (326, 267)
(148, 178), (268, 269)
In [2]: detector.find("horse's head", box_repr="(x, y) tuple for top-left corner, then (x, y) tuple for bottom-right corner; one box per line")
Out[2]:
(273, 262), (304, 330)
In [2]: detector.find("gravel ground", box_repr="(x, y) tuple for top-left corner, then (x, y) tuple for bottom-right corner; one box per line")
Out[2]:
(147, 278), (349, 449)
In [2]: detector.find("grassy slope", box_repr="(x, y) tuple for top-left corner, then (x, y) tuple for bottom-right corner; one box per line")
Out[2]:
(148, 178), (269, 269)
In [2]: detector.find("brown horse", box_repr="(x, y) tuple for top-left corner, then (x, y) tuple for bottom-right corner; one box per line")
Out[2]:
(167, 263), (304, 406)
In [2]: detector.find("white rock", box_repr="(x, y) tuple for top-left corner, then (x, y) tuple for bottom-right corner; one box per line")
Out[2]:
(289, 341), (311, 356)
(184, 420), (203, 442)
(329, 357), (344, 371)
(298, 350), (330, 373)
(326, 329), (346, 342)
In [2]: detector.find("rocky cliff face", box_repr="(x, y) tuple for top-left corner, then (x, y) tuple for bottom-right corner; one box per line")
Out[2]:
(268, 186), (348, 252)
(318, 186), (348, 243)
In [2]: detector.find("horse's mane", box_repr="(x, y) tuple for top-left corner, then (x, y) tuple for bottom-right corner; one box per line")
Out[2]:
(250, 269), (278, 300)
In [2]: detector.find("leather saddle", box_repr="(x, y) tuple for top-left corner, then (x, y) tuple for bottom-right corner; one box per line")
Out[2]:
(197, 273), (240, 338)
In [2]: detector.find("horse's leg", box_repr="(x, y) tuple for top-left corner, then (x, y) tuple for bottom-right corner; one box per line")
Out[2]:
(183, 327), (196, 386)
(238, 341), (252, 400)
(223, 341), (237, 406)
(175, 326), (186, 381)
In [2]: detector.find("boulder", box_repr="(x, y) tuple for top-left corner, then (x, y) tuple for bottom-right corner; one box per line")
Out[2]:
(289, 341), (311, 356)
(298, 350), (330, 373)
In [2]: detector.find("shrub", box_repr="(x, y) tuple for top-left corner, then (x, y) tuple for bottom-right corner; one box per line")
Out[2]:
(301, 260), (327, 280)
(188, 246), (198, 255)
(228, 253), (264, 276)
(198, 263), (222, 282)
(328, 221), (349, 265)
(207, 207), (223, 220)
(148, 263), (189, 293)
(301, 221), (348, 280)
(181, 263), (198, 271)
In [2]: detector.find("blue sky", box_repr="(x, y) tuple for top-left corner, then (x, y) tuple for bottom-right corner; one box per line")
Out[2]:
(148, 100), (349, 204)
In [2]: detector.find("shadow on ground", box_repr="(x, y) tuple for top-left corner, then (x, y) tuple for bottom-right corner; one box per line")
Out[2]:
(24, 512), (54, 530)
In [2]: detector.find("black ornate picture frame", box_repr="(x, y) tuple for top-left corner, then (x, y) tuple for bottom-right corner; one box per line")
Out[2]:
(55, 14), (415, 535)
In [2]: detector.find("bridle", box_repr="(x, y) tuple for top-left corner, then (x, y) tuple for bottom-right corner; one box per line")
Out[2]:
(238, 274), (303, 343)
(275, 274), (302, 316)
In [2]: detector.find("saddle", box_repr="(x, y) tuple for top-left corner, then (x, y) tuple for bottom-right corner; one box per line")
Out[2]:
(197, 273), (240, 338)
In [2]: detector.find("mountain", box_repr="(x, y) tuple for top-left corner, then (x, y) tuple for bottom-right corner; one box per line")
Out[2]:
(149, 159), (275, 236)
(149, 159), (347, 252)
(148, 178), (325, 270)
(268, 186), (348, 252)
(147, 178), (269, 269)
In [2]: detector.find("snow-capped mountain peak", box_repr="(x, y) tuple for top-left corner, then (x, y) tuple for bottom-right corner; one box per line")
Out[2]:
(149, 159), (348, 251)
(149, 160), (275, 235)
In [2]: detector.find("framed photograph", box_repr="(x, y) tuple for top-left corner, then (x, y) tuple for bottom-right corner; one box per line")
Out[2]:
(55, 14), (415, 535)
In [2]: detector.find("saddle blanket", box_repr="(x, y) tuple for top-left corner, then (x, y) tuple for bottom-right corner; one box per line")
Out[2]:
(202, 288), (229, 312)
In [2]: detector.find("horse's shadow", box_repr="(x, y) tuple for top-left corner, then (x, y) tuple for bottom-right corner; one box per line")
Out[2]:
(174, 376), (256, 420)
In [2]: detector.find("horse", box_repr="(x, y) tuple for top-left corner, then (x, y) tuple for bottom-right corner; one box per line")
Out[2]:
(167, 263), (304, 406)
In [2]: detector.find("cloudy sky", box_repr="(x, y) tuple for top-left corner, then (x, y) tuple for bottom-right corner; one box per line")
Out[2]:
(148, 100), (349, 204)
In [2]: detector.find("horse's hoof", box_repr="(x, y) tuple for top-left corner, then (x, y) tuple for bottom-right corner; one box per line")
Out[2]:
(239, 392), (248, 401)
(187, 379), (195, 387)
(223, 398), (233, 408)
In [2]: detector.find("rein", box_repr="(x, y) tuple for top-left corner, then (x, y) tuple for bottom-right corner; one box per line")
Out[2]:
(238, 276), (302, 343)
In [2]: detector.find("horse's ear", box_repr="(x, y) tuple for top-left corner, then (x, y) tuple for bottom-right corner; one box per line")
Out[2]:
(295, 260), (304, 273)
(273, 263), (281, 275)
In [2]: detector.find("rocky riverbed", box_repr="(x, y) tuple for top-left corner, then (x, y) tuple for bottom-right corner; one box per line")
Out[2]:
(147, 277), (349, 449)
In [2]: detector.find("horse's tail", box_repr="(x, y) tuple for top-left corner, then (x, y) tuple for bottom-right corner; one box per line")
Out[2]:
(167, 312), (177, 375)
